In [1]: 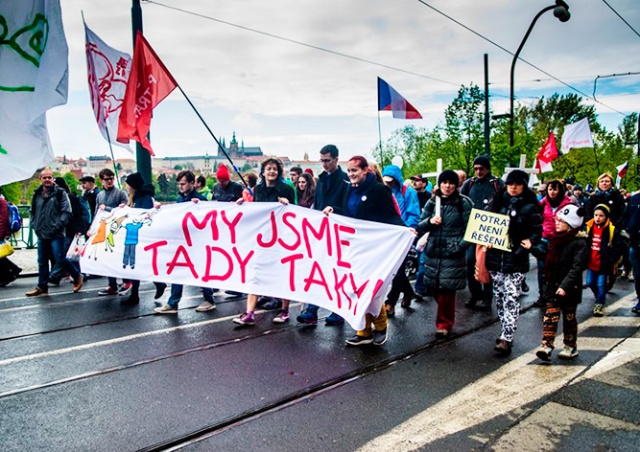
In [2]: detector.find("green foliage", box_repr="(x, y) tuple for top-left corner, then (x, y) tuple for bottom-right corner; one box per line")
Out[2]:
(377, 90), (637, 191)
(62, 173), (80, 196)
(1, 182), (22, 204)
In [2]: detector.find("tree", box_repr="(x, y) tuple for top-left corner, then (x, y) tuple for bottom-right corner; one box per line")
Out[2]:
(1, 182), (22, 204)
(63, 172), (80, 195)
(157, 173), (170, 197)
(443, 84), (485, 173)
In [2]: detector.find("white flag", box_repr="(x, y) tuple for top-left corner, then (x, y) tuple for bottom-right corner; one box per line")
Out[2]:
(84, 20), (133, 152)
(537, 159), (554, 173)
(561, 118), (594, 154)
(0, 0), (68, 185)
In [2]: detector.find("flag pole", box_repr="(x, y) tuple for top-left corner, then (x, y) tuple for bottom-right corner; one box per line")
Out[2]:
(103, 126), (122, 189)
(377, 111), (383, 166)
(175, 85), (248, 189)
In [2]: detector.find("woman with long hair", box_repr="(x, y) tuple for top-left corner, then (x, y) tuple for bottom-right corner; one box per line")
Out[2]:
(233, 157), (295, 326)
(296, 172), (316, 208)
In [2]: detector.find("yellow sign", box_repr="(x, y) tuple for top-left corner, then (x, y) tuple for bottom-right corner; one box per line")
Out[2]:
(464, 208), (511, 251)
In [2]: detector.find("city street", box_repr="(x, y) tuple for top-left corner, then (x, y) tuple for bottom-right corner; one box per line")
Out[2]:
(0, 260), (638, 451)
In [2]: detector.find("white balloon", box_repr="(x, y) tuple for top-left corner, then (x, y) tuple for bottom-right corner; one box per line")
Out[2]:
(391, 155), (403, 168)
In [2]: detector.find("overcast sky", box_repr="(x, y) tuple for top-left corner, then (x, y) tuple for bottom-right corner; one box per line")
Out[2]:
(48, 0), (640, 163)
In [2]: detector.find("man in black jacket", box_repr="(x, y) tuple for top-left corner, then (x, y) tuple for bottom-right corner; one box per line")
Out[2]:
(297, 144), (349, 325)
(460, 155), (504, 311)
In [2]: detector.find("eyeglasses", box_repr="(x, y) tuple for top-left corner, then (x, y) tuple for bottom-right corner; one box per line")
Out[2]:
(320, 158), (335, 163)
(102, 177), (114, 182)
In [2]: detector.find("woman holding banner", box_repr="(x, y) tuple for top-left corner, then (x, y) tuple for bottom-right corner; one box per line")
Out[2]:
(233, 157), (295, 326)
(486, 170), (542, 356)
(417, 170), (473, 339)
(323, 155), (405, 346)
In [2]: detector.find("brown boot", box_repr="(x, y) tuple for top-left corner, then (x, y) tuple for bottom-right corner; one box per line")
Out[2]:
(26, 287), (48, 297)
(72, 275), (84, 293)
(401, 291), (414, 309)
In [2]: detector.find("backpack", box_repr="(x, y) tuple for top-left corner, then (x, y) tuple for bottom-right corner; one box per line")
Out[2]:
(7, 202), (22, 234)
(77, 196), (92, 231)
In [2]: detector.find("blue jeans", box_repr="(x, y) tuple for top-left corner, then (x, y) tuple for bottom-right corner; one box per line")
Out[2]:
(168, 284), (214, 308)
(37, 237), (80, 289)
(629, 246), (640, 298)
(586, 269), (607, 305)
(50, 236), (80, 282)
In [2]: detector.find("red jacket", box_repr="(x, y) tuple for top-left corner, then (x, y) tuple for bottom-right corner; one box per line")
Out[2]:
(0, 198), (9, 239)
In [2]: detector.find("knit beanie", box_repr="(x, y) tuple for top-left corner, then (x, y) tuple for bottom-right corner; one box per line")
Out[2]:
(217, 164), (230, 182)
(125, 172), (144, 190)
(473, 155), (491, 170)
(505, 169), (529, 186)
(593, 203), (610, 219)
(556, 204), (585, 229)
(438, 169), (460, 187)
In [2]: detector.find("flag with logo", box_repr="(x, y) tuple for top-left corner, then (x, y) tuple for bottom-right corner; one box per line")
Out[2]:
(616, 161), (628, 188)
(117, 31), (177, 156)
(84, 20), (132, 152)
(0, 0), (68, 185)
(377, 77), (422, 119)
(535, 131), (558, 173)
(561, 118), (594, 154)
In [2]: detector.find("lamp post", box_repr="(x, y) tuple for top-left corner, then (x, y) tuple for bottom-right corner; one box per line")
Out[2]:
(509, 1), (571, 147)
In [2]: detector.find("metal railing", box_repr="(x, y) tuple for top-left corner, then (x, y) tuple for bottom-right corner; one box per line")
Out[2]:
(8, 205), (36, 250)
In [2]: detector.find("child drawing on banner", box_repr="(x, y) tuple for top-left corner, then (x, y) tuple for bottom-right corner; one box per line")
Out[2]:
(84, 212), (122, 259)
(122, 211), (156, 269)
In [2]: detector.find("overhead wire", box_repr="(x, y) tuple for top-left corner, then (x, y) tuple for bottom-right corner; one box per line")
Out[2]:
(414, 0), (629, 116)
(601, 0), (640, 39)
(145, 0), (631, 116)
(144, 0), (459, 87)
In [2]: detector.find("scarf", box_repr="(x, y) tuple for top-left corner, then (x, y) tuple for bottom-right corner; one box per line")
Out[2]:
(545, 228), (578, 279)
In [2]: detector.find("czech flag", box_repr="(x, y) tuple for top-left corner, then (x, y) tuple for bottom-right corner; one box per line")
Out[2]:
(616, 161), (628, 188)
(378, 77), (422, 119)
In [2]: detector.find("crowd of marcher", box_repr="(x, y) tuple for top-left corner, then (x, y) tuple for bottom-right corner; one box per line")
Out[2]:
(2, 148), (640, 363)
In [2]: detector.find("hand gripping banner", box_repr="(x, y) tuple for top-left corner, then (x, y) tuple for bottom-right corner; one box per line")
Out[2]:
(80, 202), (414, 330)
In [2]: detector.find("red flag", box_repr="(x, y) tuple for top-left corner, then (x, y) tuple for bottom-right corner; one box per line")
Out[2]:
(535, 132), (558, 173)
(117, 31), (177, 156)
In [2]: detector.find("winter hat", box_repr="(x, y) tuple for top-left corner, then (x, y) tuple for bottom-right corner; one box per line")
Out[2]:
(505, 169), (529, 186)
(593, 203), (610, 218)
(438, 169), (460, 187)
(126, 172), (144, 190)
(216, 164), (230, 182)
(556, 204), (585, 229)
(303, 167), (315, 177)
(573, 183), (583, 191)
(473, 155), (491, 170)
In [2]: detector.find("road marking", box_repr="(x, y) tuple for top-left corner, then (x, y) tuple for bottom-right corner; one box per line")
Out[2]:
(356, 295), (640, 451)
(0, 303), (301, 367)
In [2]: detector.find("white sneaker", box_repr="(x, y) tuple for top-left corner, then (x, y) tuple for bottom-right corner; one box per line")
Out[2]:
(195, 301), (216, 312)
(154, 304), (178, 314)
(558, 346), (579, 360)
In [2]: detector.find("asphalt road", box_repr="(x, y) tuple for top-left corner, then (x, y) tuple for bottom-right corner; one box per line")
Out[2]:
(0, 268), (638, 451)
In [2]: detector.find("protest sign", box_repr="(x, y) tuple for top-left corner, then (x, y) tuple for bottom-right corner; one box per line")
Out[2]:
(80, 202), (414, 329)
(463, 208), (511, 252)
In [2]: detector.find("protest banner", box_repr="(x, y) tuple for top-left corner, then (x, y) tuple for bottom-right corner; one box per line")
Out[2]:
(463, 208), (511, 252)
(80, 202), (414, 330)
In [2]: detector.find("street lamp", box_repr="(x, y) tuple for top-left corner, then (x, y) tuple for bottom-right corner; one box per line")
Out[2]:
(509, 1), (571, 147)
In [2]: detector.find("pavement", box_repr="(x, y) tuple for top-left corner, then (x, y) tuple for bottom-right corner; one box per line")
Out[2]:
(8, 248), (38, 275)
(0, 257), (638, 451)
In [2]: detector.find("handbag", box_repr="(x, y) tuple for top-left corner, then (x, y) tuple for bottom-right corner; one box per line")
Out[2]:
(66, 234), (86, 262)
(0, 239), (14, 258)
(474, 244), (491, 284)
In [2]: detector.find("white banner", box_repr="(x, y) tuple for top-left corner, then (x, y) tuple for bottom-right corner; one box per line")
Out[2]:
(0, 0), (68, 184)
(84, 20), (132, 152)
(80, 203), (414, 330)
(561, 117), (594, 154)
